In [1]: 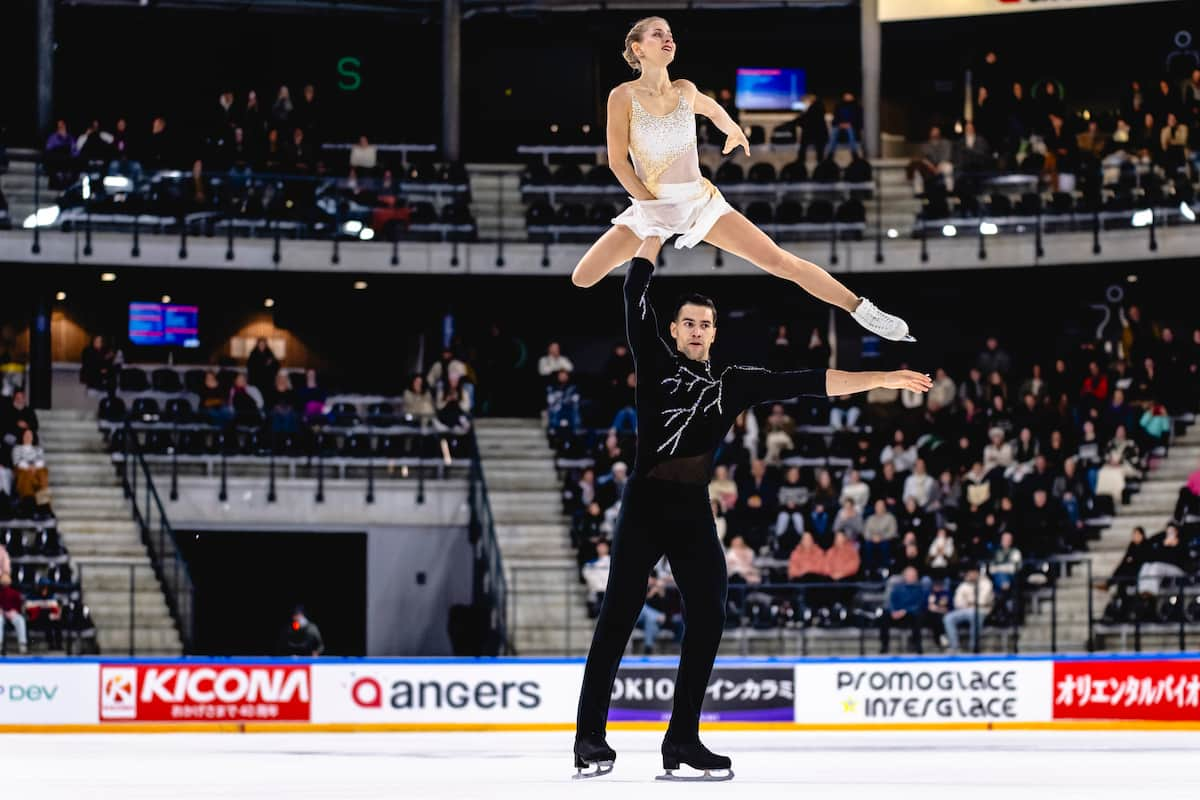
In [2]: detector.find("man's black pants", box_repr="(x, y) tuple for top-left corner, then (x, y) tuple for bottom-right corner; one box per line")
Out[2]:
(576, 477), (727, 743)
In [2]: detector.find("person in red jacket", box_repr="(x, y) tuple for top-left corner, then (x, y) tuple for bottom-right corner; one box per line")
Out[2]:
(0, 573), (28, 655)
(1079, 360), (1109, 412)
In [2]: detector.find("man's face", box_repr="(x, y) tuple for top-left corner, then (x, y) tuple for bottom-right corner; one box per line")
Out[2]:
(670, 304), (716, 361)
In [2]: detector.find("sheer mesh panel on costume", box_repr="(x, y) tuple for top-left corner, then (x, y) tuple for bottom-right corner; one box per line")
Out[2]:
(628, 95), (701, 194)
(645, 452), (713, 485)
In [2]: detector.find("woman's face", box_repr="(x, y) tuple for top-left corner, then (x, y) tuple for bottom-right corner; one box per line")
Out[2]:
(22, 429), (34, 445)
(632, 19), (675, 70)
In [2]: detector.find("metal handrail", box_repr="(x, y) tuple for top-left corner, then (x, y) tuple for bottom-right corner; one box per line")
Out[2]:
(466, 428), (510, 655)
(118, 419), (195, 652)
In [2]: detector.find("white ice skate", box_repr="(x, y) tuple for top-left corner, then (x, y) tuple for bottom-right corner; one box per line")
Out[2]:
(852, 297), (916, 342)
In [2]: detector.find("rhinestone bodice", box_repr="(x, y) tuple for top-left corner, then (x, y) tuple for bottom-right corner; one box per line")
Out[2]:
(628, 92), (700, 197)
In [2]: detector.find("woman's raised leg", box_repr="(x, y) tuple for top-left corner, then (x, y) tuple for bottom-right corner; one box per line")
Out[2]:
(572, 225), (644, 288)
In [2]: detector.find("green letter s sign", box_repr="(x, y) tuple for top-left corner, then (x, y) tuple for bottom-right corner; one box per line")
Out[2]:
(337, 56), (362, 91)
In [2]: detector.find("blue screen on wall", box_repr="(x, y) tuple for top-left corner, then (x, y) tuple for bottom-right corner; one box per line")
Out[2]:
(734, 68), (808, 111)
(129, 302), (200, 348)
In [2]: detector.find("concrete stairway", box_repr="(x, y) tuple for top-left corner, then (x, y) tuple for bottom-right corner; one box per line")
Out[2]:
(474, 417), (593, 655)
(467, 164), (526, 242)
(38, 409), (183, 655)
(1020, 422), (1199, 652)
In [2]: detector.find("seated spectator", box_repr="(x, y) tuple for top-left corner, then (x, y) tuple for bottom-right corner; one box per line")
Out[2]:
(44, 119), (77, 189)
(893, 537), (924, 575)
(12, 430), (52, 518)
(266, 371), (299, 434)
(228, 373), (261, 423)
(1104, 526), (1148, 592)
(602, 342), (634, 400)
(880, 566), (929, 654)
(880, 429), (918, 474)
(763, 404), (796, 465)
(929, 470), (962, 526)
(1080, 360), (1109, 410)
(788, 533), (830, 613)
(297, 369), (328, 422)
(734, 458), (777, 549)
(1095, 451), (1127, 503)
(79, 335), (116, 392)
(725, 536), (761, 584)
(826, 530), (861, 583)
(1175, 464), (1200, 522)
(833, 499), (864, 542)
(537, 341), (574, 381)
(639, 575), (682, 654)
(0, 573), (27, 655)
(906, 125), (954, 193)
(435, 373), (473, 432)
(862, 499), (898, 573)
(953, 120), (993, 194)
(199, 370), (230, 426)
(839, 468), (870, 511)
(2, 390), (38, 447)
(610, 372), (638, 435)
(708, 464), (738, 513)
(403, 374), (436, 421)
(564, 468), (597, 517)
(581, 540), (611, 615)
(829, 394), (862, 431)
(596, 462), (628, 510)
(1139, 400), (1171, 451)
(903, 458), (936, 508)
(927, 368), (956, 414)
(571, 502), (605, 565)
(926, 577), (951, 649)
(897, 496), (932, 542)
(963, 461), (991, 507)
(943, 567), (993, 653)
(546, 369), (581, 432)
(871, 461), (904, 508)
(989, 531), (1023, 593)
(1021, 489), (1068, 557)
(592, 430), (627, 476)
(246, 338), (281, 398)
(926, 528), (956, 580)
(982, 427), (1014, 481)
(278, 605), (324, 657)
(426, 348), (467, 395)
(349, 134), (378, 170)
(711, 499), (727, 545)
(1137, 524), (1188, 595)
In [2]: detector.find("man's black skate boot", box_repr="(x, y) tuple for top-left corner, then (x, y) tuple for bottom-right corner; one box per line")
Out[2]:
(572, 733), (616, 779)
(657, 738), (734, 782)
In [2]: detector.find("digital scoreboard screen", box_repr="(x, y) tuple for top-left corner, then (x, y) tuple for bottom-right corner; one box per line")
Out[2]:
(129, 302), (200, 348)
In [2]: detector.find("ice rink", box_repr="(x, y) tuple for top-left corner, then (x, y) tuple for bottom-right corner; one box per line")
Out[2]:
(7, 729), (1200, 800)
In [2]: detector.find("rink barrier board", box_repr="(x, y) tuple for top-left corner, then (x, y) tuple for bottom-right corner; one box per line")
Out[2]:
(7, 721), (1200, 734)
(3, 654), (1199, 731)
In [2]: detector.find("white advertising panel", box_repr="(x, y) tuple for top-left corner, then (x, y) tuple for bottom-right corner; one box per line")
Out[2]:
(0, 663), (99, 725)
(879, 0), (1176, 23)
(312, 662), (584, 724)
(794, 660), (1054, 724)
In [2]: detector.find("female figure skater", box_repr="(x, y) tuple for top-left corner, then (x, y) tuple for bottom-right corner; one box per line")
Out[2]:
(572, 232), (931, 780)
(571, 16), (913, 343)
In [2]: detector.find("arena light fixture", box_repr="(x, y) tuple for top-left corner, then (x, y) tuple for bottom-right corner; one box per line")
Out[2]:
(353, 280), (368, 290)
(358, 227), (375, 241)
(342, 220), (364, 235)
(81, 175), (92, 201)
(941, 224), (957, 237)
(979, 222), (999, 236)
(55, 291), (66, 301)
(100, 272), (116, 283)
(1126, 274), (1138, 283)
(264, 298), (275, 308)
(1131, 208), (1153, 228)
(161, 294), (172, 303)
(103, 175), (132, 191)
(1181, 202), (1197, 223)
(22, 205), (60, 229)
(886, 228), (899, 239)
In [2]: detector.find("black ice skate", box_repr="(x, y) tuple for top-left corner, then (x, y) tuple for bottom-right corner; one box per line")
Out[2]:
(656, 738), (734, 782)
(572, 734), (616, 779)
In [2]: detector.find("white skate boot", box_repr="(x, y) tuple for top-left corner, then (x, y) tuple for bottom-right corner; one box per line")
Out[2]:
(852, 297), (916, 342)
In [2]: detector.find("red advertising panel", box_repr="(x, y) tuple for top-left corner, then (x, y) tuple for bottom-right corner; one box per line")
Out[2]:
(99, 664), (311, 722)
(1053, 660), (1200, 721)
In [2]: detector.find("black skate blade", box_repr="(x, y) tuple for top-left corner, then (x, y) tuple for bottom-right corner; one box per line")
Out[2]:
(656, 768), (734, 782)
(572, 761), (614, 779)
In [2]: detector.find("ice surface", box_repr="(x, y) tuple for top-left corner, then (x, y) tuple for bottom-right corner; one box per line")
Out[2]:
(7, 729), (1200, 800)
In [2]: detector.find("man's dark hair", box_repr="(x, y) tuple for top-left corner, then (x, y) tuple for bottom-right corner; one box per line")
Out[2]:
(673, 293), (717, 323)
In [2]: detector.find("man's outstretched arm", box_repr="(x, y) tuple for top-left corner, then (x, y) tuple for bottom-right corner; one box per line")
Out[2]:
(826, 369), (932, 397)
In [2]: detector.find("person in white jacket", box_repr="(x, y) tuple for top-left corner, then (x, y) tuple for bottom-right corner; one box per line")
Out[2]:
(943, 567), (994, 653)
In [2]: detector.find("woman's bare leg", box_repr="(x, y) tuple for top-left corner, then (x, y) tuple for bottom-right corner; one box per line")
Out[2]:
(702, 210), (860, 312)
(571, 225), (644, 288)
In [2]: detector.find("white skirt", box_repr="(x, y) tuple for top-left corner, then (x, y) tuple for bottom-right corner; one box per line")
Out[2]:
(611, 177), (733, 249)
